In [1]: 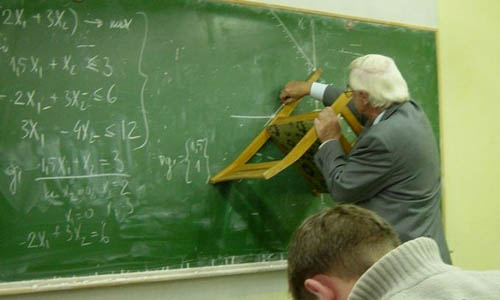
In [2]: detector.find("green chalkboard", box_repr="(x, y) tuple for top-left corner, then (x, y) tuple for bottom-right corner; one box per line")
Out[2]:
(0, 0), (439, 282)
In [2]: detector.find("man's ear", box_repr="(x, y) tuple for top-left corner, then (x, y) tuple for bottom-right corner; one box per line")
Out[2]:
(359, 91), (371, 106)
(304, 275), (336, 300)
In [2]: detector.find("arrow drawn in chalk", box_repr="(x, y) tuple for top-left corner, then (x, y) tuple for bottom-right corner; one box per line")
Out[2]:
(84, 19), (103, 28)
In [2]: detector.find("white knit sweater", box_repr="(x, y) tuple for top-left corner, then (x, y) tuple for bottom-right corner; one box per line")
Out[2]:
(348, 237), (500, 300)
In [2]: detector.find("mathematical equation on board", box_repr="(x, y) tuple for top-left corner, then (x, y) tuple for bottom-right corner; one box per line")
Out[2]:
(0, 6), (148, 146)
(10, 135), (211, 250)
(19, 207), (111, 249)
(0, 6), (212, 251)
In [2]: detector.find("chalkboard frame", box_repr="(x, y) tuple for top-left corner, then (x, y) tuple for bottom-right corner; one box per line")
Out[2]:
(0, 0), (439, 294)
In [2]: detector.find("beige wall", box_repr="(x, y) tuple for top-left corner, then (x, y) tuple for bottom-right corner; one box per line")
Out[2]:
(438, 0), (500, 269)
(250, 0), (437, 28)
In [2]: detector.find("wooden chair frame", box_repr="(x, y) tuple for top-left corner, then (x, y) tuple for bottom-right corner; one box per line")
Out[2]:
(210, 69), (363, 184)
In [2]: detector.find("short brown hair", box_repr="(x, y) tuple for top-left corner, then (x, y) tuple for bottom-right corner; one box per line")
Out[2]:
(287, 204), (400, 300)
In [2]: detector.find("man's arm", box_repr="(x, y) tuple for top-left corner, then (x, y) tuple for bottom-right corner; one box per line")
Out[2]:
(279, 81), (368, 125)
(314, 134), (394, 203)
(323, 85), (368, 125)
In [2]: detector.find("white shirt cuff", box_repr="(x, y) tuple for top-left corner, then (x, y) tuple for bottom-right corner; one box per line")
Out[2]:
(318, 139), (336, 150)
(310, 82), (328, 100)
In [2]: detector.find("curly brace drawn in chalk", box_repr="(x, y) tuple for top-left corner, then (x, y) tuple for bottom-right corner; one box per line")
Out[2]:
(134, 11), (150, 151)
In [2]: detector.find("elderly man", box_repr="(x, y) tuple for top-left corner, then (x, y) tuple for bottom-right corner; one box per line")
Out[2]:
(280, 54), (451, 263)
(288, 204), (500, 300)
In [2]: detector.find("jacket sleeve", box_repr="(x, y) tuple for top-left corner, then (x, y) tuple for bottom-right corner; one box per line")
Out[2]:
(322, 85), (344, 106)
(323, 85), (368, 126)
(314, 135), (394, 203)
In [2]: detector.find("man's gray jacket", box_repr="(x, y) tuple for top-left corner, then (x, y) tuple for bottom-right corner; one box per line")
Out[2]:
(314, 86), (451, 264)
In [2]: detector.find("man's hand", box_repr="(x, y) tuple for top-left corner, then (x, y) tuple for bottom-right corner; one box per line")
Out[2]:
(314, 107), (341, 142)
(279, 81), (312, 104)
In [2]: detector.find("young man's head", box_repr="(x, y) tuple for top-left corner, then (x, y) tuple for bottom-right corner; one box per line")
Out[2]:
(287, 204), (400, 300)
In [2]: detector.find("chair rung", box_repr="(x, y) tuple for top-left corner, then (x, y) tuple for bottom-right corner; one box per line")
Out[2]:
(272, 111), (319, 125)
(211, 169), (267, 182)
(235, 161), (279, 171)
(210, 161), (280, 182)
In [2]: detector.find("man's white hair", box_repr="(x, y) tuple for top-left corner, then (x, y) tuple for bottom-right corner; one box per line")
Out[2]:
(349, 54), (410, 108)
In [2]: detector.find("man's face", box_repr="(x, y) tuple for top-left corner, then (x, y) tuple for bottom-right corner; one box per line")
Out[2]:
(347, 82), (371, 116)
(352, 90), (367, 115)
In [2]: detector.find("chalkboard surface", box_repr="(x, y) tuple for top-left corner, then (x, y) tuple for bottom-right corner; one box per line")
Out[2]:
(0, 0), (439, 282)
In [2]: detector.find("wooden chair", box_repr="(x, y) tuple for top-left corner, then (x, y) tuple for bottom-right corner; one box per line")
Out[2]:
(209, 69), (363, 194)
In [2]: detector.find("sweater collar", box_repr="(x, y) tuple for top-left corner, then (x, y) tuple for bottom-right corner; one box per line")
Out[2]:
(348, 237), (453, 300)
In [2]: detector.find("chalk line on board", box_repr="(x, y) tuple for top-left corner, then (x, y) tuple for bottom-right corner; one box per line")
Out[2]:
(230, 115), (274, 119)
(270, 10), (315, 70)
(35, 173), (131, 181)
(339, 48), (363, 57)
(134, 12), (150, 151)
(311, 19), (317, 68)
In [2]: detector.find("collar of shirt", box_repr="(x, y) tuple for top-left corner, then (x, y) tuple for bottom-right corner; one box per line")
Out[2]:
(373, 110), (386, 125)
